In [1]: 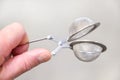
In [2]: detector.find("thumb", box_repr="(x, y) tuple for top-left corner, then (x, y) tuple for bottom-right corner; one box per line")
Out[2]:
(0, 48), (51, 80)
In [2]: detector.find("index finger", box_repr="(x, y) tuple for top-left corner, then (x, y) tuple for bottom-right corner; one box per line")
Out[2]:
(0, 23), (29, 63)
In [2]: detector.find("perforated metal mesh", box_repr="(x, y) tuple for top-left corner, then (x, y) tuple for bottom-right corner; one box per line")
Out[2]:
(68, 17), (100, 42)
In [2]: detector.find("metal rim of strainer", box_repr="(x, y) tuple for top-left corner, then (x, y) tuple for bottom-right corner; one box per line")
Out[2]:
(70, 41), (107, 53)
(68, 22), (100, 42)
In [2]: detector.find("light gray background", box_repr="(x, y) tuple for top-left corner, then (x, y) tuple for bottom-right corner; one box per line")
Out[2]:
(0, 0), (120, 80)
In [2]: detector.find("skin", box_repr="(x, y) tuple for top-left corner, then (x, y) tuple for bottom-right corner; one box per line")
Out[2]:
(0, 23), (51, 80)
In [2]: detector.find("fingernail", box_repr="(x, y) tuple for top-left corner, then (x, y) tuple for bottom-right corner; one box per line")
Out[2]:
(37, 49), (51, 63)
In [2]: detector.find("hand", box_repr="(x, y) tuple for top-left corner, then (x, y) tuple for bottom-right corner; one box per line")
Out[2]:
(0, 23), (51, 80)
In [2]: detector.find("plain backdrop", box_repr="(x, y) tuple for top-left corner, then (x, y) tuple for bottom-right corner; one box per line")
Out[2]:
(0, 0), (120, 80)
